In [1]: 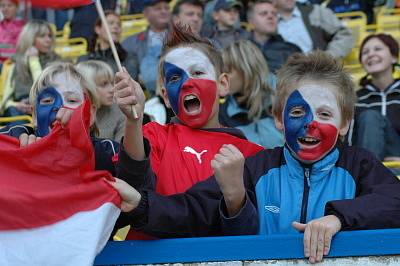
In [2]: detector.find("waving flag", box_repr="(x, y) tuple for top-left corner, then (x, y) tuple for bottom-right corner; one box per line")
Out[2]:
(28, 0), (93, 9)
(0, 101), (121, 266)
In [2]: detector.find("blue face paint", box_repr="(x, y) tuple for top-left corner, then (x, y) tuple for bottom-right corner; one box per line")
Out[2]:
(283, 90), (313, 153)
(36, 87), (63, 137)
(164, 62), (189, 115)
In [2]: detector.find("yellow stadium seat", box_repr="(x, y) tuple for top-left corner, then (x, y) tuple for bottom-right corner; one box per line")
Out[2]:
(120, 14), (148, 41)
(0, 115), (32, 125)
(377, 8), (400, 34)
(113, 225), (130, 241)
(383, 161), (400, 180)
(169, 0), (178, 10)
(240, 22), (252, 31)
(336, 11), (367, 47)
(343, 47), (360, 65)
(54, 37), (87, 61)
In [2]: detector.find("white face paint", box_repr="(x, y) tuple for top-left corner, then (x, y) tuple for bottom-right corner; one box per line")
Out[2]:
(48, 73), (84, 109)
(297, 81), (342, 129)
(165, 47), (216, 81)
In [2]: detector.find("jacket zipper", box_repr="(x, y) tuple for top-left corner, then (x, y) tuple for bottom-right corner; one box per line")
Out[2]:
(300, 168), (311, 224)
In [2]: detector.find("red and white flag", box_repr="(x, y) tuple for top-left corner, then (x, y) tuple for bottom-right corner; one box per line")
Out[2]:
(0, 101), (121, 266)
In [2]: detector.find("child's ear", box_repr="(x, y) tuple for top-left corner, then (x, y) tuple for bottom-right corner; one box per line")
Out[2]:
(339, 120), (351, 136)
(160, 87), (172, 108)
(217, 73), (229, 97)
(274, 117), (284, 131)
(94, 25), (101, 36)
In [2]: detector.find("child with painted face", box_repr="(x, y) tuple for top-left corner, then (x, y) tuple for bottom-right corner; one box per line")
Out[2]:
(113, 24), (263, 239)
(1, 62), (119, 176)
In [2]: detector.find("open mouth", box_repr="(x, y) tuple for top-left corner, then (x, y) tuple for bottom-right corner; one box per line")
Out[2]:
(297, 136), (321, 148)
(183, 94), (201, 114)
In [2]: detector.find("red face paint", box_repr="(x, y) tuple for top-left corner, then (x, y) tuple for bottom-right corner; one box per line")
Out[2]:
(177, 78), (217, 128)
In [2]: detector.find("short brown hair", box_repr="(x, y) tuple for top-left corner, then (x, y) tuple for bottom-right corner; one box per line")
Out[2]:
(158, 23), (223, 87)
(273, 51), (356, 127)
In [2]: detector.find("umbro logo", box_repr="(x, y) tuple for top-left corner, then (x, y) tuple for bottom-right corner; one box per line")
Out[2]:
(265, 205), (280, 213)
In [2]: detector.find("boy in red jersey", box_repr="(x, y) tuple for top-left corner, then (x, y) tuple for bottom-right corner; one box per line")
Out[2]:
(113, 24), (263, 239)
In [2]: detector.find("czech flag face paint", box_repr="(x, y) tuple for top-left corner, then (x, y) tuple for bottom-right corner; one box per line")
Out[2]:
(164, 47), (218, 128)
(36, 73), (84, 137)
(283, 83), (342, 163)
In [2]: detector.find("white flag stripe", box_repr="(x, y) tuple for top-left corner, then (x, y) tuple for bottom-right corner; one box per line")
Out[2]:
(0, 203), (120, 266)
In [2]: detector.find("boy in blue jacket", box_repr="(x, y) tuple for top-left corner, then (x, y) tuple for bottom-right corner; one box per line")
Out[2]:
(109, 51), (400, 263)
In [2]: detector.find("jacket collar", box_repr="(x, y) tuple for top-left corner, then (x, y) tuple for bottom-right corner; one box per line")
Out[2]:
(283, 145), (339, 182)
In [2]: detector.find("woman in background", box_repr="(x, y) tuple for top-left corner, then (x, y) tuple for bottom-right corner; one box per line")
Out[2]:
(0, 19), (59, 117)
(78, 10), (139, 80)
(351, 33), (400, 161)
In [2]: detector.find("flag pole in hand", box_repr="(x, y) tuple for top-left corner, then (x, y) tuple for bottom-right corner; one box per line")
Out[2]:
(94, 0), (138, 119)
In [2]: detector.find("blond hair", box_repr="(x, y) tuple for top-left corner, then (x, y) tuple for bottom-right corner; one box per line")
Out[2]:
(29, 62), (99, 125)
(273, 51), (356, 127)
(222, 40), (273, 120)
(76, 60), (114, 108)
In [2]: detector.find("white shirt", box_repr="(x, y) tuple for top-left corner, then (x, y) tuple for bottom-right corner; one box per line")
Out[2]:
(277, 6), (313, 53)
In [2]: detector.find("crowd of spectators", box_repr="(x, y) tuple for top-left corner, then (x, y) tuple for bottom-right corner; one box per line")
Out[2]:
(0, 0), (399, 261)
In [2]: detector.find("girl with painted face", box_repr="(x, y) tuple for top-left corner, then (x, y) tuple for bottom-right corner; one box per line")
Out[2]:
(113, 23), (263, 240)
(350, 33), (400, 161)
(1, 62), (120, 177)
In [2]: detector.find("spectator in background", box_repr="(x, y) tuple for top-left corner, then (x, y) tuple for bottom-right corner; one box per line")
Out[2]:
(350, 33), (400, 161)
(247, 0), (301, 73)
(0, 0), (25, 64)
(70, 0), (116, 42)
(78, 10), (139, 80)
(325, 0), (375, 25)
(172, 0), (203, 36)
(77, 60), (125, 142)
(274, 0), (353, 58)
(122, 0), (171, 96)
(0, 20), (59, 117)
(202, 0), (248, 48)
(219, 40), (284, 148)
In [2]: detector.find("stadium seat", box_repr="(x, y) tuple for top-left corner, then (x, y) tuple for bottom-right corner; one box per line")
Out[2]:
(376, 8), (400, 34)
(336, 11), (367, 47)
(54, 37), (87, 61)
(0, 115), (32, 126)
(120, 14), (148, 41)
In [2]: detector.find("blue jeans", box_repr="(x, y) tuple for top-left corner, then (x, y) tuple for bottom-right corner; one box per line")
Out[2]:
(355, 109), (400, 160)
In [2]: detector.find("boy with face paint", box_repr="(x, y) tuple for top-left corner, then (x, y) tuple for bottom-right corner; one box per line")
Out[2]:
(109, 51), (400, 259)
(0, 62), (120, 177)
(113, 24), (263, 239)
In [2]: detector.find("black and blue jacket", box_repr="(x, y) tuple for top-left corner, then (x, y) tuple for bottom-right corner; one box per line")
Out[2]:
(122, 143), (400, 238)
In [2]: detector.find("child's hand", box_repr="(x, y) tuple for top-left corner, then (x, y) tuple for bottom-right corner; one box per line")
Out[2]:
(114, 69), (145, 122)
(56, 108), (74, 127)
(19, 133), (42, 147)
(211, 144), (245, 217)
(292, 215), (341, 264)
(15, 101), (32, 114)
(106, 178), (141, 212)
